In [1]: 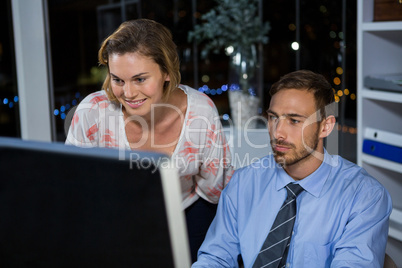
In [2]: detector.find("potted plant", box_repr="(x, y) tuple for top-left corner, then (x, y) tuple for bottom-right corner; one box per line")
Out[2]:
(188, 0), (270, 128)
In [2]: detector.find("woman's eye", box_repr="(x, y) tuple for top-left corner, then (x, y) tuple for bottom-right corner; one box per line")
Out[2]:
(112, 78), (123, 84)
(136, 77), (146, 83)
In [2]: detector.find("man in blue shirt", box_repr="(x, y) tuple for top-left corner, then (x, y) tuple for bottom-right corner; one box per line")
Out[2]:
(192, 70), (392, 268)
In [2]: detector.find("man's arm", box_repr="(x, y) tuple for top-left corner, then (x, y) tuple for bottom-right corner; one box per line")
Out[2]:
(331, 185), (392, 267)
(192, 176), (241, 268)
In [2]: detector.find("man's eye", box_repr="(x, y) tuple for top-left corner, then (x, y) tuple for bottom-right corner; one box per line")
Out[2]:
(290, 118), (300, 124)
(268, 115), (277, 121)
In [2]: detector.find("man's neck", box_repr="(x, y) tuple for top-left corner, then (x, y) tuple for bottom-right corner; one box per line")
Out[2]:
(283, 148), (325, 181)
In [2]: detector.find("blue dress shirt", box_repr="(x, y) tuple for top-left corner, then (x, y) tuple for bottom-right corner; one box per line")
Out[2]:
(192, 151), (392, 268)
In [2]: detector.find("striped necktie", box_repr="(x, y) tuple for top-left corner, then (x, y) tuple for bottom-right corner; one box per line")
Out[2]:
(253, 183), (304, 268)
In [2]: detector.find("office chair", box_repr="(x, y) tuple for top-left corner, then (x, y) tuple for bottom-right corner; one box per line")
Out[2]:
(384, 253), (397, 268)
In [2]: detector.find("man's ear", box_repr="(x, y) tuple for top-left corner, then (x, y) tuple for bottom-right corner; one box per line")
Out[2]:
(319, 115), (336, 138)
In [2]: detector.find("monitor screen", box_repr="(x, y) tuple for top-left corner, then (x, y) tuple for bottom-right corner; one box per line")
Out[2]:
(0, 137), (190, 267)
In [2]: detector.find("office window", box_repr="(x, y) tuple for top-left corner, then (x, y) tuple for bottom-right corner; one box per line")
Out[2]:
(0, 0), (20, 138)
(262, 0), (357, 161)
(46, 0), (356, 162)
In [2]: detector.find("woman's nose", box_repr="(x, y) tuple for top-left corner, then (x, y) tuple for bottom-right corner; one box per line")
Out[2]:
(123, 83), (137, 98)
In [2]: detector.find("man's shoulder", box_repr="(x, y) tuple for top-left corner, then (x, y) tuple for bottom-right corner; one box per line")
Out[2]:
(229, 155), (277, 185)
(330, 154), (386, 192)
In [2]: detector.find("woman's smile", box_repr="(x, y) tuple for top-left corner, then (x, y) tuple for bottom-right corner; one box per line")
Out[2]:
(125, 98), (147, 109)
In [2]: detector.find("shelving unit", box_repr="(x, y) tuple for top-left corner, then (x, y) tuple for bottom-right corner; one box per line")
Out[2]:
(357, 0), (402, 262)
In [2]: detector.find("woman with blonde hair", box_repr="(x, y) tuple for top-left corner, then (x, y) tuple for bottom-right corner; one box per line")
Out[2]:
(66, 19), (233, 262)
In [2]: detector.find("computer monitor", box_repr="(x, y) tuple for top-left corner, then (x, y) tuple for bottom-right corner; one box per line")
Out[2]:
(0, 137), (191, 267)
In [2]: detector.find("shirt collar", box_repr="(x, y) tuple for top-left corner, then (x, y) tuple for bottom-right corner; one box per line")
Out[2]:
(275, 150), (332, 198)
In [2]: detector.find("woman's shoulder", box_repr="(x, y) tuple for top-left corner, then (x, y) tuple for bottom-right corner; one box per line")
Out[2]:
(80, 90), (109, 104)
(76, 90), (118, 111)
(179, 85), (218, 112)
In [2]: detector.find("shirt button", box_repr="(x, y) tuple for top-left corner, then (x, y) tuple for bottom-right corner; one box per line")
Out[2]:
(286, 263), (290, 267)
(292, 231), (295, 235)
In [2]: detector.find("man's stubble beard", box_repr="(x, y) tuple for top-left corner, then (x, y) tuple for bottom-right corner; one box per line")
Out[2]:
(271, 128), (320, 168)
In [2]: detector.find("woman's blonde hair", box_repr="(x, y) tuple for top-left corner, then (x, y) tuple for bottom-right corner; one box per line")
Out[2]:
(98, 19), (181, 102)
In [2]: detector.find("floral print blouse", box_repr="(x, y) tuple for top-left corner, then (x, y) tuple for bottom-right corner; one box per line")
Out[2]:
(66, 85), (234, 209)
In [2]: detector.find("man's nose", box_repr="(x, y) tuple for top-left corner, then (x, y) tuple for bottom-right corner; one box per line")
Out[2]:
(272, 118), (287, 140)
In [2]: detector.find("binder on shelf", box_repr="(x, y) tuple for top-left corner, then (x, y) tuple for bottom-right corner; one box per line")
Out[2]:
(389, 208), (402, 242)
(363, 139), (402, 164)
(364, 127), (402, 148)
(390, 208), (402, 226)
(364, 74), (402, 93)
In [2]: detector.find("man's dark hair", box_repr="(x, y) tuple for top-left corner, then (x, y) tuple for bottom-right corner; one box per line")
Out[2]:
(270, 70), (335, 120)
